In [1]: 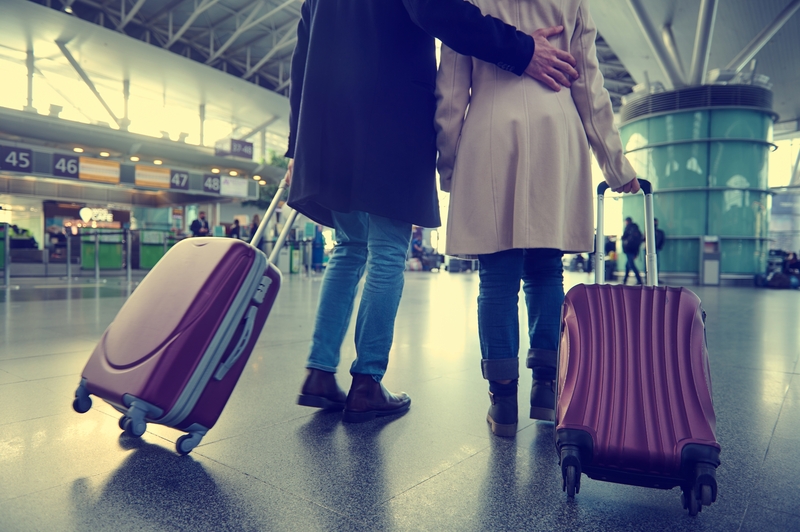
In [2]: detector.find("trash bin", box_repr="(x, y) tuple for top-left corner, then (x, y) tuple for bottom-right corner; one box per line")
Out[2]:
(700, 236), (720, 286)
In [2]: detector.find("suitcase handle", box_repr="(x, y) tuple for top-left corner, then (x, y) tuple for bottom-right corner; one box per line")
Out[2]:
(214, 305), (258, 381)
(250, 178), (289, 250)
(595, 179), (658, 287)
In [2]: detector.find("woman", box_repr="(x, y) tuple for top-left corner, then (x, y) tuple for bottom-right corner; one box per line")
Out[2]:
(435, 0), (640, 437)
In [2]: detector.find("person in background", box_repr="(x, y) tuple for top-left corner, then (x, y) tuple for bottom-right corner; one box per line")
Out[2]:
(411, 227), (424, 260)
(286, 0), (580, 424)
(190, 211), (209, 237)
(435, 0), (640, 436)
(228, 219), (241, 240)
(654, 218), (666, 258)
(249, 214), (261, 242)
(621, 217), (643, 285)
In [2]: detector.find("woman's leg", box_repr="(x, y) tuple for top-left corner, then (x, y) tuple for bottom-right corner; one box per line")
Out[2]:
(477, 249), (523, 437)
(522, 248), (564, 420)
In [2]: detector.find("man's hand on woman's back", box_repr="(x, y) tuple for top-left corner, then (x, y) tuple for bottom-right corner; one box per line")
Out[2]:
(525, 26), (579, 91)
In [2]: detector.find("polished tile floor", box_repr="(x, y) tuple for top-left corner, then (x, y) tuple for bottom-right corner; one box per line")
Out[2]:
(1, 272), (799, 531)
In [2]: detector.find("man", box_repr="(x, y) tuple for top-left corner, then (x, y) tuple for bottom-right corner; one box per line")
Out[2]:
(228, 219), (241, 240)
(190, 211), (209, 237)
(654, 218), (666, 257)
(622, 217), (643, 285)
(285, 0), (580, 423)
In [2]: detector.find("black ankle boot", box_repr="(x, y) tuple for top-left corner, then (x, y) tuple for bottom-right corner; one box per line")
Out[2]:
(527, 349), (556, 421)
(487, 390), (518, 438)
(529, 380), (555, 421)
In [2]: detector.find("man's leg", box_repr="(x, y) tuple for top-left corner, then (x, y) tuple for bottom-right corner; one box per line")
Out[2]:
(624, 254), (632, 285)
(298, 211), (368, 410)
(631, 253), (643, 284)
(343, 214), (413, 422)
(522, 248), (564, 421)
(477, 249), (523, 437)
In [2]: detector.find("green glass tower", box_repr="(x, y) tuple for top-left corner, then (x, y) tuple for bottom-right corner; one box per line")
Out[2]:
(617, 85), (774, 281)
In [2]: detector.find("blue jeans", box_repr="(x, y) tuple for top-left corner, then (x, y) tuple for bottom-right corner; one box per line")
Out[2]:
(306, 211), (412, 380)
(477, 249), (564, 380)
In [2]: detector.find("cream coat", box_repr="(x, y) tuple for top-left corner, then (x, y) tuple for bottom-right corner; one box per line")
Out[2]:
(435, 0), (637, 255)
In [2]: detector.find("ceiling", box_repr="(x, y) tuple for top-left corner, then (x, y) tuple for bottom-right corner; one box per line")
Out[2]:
(26, 0), (637, 109)
(591, 0), (800, 136)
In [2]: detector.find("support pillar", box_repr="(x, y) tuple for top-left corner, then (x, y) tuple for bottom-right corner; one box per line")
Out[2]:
(199, 104), (206, 146)
(24, 49), (36, 113)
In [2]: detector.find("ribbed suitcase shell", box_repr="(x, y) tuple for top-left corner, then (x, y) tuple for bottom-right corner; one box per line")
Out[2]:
(556, 283), (719, 485)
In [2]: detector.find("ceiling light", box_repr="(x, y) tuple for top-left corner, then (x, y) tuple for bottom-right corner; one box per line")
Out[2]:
(99, 152), (110, 157)
(130, 156), (140, 162)
(153, 159), (163, 165)
(229, 170), (238, 177)
(211, 168), (220, 174)
(73, 147), (84, 153)
(252, 175), (261, 180)
(65, 6), (73, 14)
(259, 180), (266, 186)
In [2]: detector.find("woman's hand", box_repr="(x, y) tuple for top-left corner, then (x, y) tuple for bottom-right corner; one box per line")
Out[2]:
(284, 159), (294, 185)
(613, 177), (640, 194)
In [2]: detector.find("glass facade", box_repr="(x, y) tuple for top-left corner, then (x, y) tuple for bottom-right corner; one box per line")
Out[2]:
(619, 108), (773, 276)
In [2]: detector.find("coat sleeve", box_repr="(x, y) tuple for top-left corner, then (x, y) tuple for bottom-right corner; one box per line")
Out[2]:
(569, 1), (636, 190)
(435, 45), (472, 193)
(285, 1), (311, 159)
(402, 0), (533, 76)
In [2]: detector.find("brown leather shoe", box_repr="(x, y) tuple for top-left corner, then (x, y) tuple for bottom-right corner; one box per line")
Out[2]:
(342, 374), (411, 423)
(297, 369), (347, 410)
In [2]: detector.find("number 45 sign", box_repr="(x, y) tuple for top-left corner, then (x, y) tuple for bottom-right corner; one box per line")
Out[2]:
(1, 146), (33, 172)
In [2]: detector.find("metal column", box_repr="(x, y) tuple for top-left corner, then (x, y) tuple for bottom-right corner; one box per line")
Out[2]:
(689, 0), (719, 85)
(627, 0), (686, 88)
(126, 229), (132, 285)
(66, 231), (72, 280)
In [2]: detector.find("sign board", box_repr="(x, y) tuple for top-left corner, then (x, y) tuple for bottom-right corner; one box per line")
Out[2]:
(169, 169), (190, 190)
(214, 138), (253, 159)
(135, 165), (171, 188)
(53, 153), (79, 179)
(220, 176), (248, 198)
(79, 157), (120, 184)
(203, 174), (221, 194)
(0, 145), (33, 173)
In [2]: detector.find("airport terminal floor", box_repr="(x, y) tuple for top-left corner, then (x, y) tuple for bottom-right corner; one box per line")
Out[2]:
(0, 271), (799, 531)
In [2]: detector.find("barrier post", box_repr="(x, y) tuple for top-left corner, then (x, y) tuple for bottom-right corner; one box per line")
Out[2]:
(94, 231), (100, 282)
(126, 229), (132, 285)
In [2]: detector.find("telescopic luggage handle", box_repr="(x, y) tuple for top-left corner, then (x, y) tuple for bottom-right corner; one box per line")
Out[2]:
(595, 179), (658, 287)
(248, 177), (301, 266)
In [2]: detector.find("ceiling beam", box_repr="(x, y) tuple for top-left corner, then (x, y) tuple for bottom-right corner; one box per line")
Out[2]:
(244, 29), (296, 79)
(725, 0), (800, 73)
(164, 0), (222, 49)
(118, 0), (148, 31)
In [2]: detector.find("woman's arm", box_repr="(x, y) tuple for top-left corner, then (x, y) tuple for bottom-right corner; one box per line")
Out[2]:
(285, 1), (311, 159)
(569, 1), (637, 191)
(435, 45), (473, 193)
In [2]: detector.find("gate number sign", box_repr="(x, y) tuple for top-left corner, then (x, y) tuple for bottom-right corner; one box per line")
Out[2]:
(53, 154), (80, 178)
(0, 146), (33, 172)
(170, 170), (190, 190)
(203, 174), (221, 194)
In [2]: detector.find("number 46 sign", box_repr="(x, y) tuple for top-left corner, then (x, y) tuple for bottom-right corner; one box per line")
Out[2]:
(53, 154), (80, 178)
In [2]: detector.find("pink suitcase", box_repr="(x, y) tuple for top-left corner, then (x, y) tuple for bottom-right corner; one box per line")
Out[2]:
(555, 180), (720, 516)
(73, 182), (298, 455)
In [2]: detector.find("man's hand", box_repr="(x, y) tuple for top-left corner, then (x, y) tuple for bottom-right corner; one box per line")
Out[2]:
(613, 177), (641, 194)
(284, 159), (294, 185)
(524, 26), (578, 91)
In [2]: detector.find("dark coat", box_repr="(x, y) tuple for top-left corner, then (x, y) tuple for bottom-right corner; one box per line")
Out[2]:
(286, 0), (534, 228)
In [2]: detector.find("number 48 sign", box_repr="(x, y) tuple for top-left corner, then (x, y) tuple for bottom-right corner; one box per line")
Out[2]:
(0, 146), (33, 172)
(203, 174), (221, 194)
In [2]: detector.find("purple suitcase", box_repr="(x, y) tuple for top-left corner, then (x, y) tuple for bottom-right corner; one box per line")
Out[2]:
(555, 180), (720, 516)
(73, 182), (298, 454)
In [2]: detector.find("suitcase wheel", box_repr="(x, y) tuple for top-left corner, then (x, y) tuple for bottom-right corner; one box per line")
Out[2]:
(122, 417), (146, 438)
(73, 379), (92, 414)
(176, 433), (203, 456)
(560, 446), (582, 499)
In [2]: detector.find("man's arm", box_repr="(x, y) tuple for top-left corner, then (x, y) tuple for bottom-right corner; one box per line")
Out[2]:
(402, 0), (578, 89)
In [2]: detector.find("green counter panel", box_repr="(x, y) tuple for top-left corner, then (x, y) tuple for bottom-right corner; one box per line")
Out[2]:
(82, 243), (123, 270)
(139, 244), (165, 270)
